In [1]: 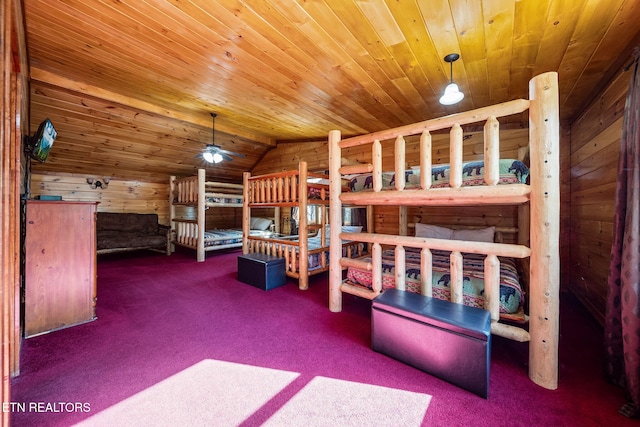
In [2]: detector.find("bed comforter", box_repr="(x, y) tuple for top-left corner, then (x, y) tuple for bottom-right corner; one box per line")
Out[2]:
(346, 247), (524, 315)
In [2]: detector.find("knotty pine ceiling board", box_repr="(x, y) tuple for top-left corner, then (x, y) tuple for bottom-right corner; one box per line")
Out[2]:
(23, 0), (640, 182)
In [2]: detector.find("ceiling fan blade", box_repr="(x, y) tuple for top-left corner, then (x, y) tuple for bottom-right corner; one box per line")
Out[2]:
(218, 148), (246, 158)
(221, 153), (233, 162)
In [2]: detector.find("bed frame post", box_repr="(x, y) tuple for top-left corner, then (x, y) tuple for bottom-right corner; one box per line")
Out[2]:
(329, 130), (343, 312)
(528, 71), (560, 390)
(169, 175), (176, 253)
(242, 172), (250, 254)
(298, 162), (309, 290)
(274, 206), (281, 234)
(196, 169), (206, 262)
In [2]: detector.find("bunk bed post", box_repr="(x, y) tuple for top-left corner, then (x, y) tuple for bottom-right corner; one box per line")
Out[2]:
(484, 117), (500, 185)
(528, 71), (560, 390)
(328, 130), (343, 312)
(169, 175), (176, 253)
(449, 124), (463, 188)
(242, 172), (251, 255)
(419, 130), (432, 189)
(274, 206), (281, 234)
(298, 162), (309, 290)
(196, 169), (206, 262)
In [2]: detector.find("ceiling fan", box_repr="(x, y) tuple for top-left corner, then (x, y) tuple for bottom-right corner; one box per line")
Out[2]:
(200, 113), (246, 164)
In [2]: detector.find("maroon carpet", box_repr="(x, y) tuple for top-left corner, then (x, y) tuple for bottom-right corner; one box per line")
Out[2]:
(9, 248), (632, 426)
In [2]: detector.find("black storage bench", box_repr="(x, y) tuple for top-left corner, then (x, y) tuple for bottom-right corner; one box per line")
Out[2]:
(237, 253), (286, 290)
(372, 289), (491, 398)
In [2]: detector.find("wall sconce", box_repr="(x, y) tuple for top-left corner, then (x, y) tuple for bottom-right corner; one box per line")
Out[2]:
(87, 177), (110, 189)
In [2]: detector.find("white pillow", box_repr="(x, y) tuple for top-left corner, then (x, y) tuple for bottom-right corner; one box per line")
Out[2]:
(325, 225), (363, 238)
(250, 217), (272, 231)
(414, 223), (452, 239)
(451, 227), (495, 243)
(341, 225), (363, 233)
(414, 223), (495, 243)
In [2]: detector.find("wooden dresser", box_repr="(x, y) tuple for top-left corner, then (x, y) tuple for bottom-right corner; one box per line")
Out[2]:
(24, 201), (98, 337)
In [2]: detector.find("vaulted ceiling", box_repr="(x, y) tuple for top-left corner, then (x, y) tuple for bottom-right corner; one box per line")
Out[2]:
(22, 0), (640, 182)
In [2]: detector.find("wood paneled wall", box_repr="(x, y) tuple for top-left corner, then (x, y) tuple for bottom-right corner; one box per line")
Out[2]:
(30, 173), (172, 225)
(252, 141), (330, 175)
(30, 172), (246, 229)
(568, 63), (630, 325)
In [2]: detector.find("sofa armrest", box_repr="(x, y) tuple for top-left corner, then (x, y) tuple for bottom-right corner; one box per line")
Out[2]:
(158, 224), (172, 255)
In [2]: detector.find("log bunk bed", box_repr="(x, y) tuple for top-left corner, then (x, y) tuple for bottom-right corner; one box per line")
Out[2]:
(242, 162), (367, 290)
(170, 169), (275, 262)
(328, 72), (560, 390)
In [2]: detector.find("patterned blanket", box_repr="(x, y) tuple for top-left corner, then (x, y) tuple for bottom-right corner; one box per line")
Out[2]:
(348, 159), (528, 192)
(346, 248), (524, 314)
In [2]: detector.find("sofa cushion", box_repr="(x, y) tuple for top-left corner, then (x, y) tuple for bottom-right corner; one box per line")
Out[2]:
(97, 232), (167, 251)
(97, 212), (159, 234)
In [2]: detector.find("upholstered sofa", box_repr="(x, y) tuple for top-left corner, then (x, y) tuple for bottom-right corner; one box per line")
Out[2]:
(96, 212), (171, 255)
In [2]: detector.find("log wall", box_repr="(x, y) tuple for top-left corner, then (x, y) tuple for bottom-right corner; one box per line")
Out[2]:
(30, 172), (245, 229)
(568, 62), (630, 325)
(252, 141), (330, 175)
(30, 168), (297, 231)
(30, 173), (172, 224)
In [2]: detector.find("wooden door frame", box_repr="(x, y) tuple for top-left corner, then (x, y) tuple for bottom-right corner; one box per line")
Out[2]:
(2, 0), (28, 425)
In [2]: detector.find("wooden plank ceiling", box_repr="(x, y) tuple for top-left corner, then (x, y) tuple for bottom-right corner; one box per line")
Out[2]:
(22, 0), (640, 182)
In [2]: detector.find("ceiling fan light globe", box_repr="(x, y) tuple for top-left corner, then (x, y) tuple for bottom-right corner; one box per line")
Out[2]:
(203, 151), (215, 163)
(439, 83), (464, 105)
(212, 152), (224, 163)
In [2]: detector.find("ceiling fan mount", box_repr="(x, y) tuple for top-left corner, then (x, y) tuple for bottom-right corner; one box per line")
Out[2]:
(199, 112), (246, 163)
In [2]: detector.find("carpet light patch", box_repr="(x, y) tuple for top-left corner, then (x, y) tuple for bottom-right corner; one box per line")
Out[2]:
(262, 376), (432, 427)
(74, 359), (299, 426)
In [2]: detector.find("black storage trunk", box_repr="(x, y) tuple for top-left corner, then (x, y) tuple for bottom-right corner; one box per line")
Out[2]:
(237, 253), (286, 290)
(372, 289), (491, 398)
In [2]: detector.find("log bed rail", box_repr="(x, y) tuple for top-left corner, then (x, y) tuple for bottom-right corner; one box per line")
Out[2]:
(328, 72), (560, 390)
(172, 173), (244, 206)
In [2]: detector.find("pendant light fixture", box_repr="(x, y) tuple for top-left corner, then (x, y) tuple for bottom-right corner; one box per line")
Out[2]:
(439, 53), (464, 105)
(203, 113), (223, 163)
(199, 112), (246, 164)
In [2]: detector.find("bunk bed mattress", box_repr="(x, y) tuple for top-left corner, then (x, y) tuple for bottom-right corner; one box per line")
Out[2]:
(204, 229), (273, 247)
(347, 159), (528, 192)
(346, 248), (524, 315)
(206, 195), (243, 204)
